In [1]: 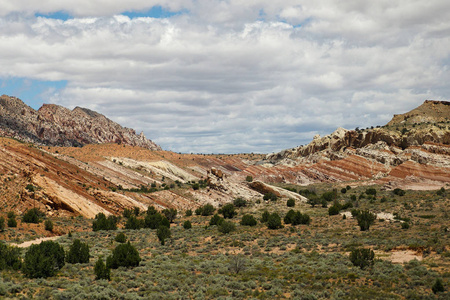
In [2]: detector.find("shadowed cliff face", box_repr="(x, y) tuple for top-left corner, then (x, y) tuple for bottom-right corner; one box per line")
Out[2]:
(0, 95), (161, 150)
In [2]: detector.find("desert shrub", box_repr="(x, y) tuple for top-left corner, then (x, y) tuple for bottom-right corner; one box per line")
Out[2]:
(263, 192), (278, 201)
(328, 205), (341, 216)
(195, 204), (215, 216)
(66, 239), (90, 264)
(286, 199), (295, 207)
(284, 210), (310, 225)
(44, 219), (53, 232)
(436, 187), (446, 196)
(94, 257), (110, 280)
(92, 213), (118, 231)
(245, 175), (253, 182)
(228, 255), (246, 274)
(365, 188), (377, 196)
(219, 204), (236, 219)
(393, 188), (405, 196)
(341, 188), (347, 194)
(124, 215), (143, 230)
(322, 191), (335, 202)
(350, 195), (357, 202)
(144, 213), (162, 229)
(267, 213), (282, 230)
(432, 278), (444, 294)
(23, 241), (65, 278)
(307, 195), (321, 207)
(261, 210), (270, 223)
(146, 206), (158, 216)
(7, 212), (15, 218)
(7, 216), (17, 228)
(22, 208), (44, 224)
(115, 233), (127, 243)
(183, 220), (192, 229)
(0, 242), (21, 270)
(185, 209), (193, 217)
(350, 248), (375, 269)
(240, 215), (257, 226)
(123, 208), (133, 219)
(355, 210), (377, 231)
(401, 222), (410, 230)
(162, 208), (177, 223)
(0, 217), (4, 231)
(380, 196), (388, 203)
(106, 242), (140, 269)
(157, 226), (172, 245)
(342, 201), (353, 209)
(233, 197), (247, 207)
(218, 221), (236, 234)
(284, 210), (296, 224)
(209, 214), (224, 226)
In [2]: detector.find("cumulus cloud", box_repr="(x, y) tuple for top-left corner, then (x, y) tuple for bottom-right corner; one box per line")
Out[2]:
(0, 1), (449, 153)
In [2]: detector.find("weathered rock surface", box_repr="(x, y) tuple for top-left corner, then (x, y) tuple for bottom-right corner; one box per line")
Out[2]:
(0, 95), (160, 150)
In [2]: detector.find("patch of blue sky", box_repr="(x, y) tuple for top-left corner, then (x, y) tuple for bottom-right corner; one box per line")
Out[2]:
(35, 11), (72, 21)
(0, 78), (67, 109)
(122, 6), (188, 19)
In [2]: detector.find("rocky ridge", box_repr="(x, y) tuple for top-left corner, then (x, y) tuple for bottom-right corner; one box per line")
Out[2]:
(0, 95), (161, 150)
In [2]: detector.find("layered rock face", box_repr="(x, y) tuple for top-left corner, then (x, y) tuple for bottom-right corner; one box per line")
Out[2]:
(263, 100), (450, 187)
(0, 95), (161, 150)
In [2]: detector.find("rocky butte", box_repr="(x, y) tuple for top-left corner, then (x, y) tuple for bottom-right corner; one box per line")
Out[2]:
(0, 94), (161, 150)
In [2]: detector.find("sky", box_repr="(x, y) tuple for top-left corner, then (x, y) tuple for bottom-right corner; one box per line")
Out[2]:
(0, 1), (449, 154)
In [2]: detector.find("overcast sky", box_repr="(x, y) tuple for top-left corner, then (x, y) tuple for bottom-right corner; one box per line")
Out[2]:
(0, 1), (449, 153)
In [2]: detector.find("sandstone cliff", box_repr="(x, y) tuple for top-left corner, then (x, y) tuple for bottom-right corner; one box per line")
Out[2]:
(0, 95), (161, 150)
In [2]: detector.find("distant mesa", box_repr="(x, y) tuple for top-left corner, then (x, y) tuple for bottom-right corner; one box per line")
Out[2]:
(0, 95), (161, 150)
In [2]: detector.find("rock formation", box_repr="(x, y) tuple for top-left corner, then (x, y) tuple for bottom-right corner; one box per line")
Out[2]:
(0, 95), (161, 150)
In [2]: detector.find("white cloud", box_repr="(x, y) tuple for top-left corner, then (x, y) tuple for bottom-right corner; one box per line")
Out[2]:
(0, 1), (449, 153)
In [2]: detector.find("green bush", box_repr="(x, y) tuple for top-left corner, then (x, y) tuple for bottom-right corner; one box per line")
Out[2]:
(22, 241), (65, 278)
(401, 222), (410, 230)
(365, 188), (377, 196)
(328, 205), (341, 216)
(432, 278), (444, 294)
(284, 210), (310, 225)
(157, 226), (172, 245)
(162, 208), (177, 223)
(240, 214), (257, 226)
(341, 188), (347, 194)
(185, 209), (193, 217)
(286, 199), (295, 207)
(233, 197), (247, 207)
(22, 208), (44, 224)
(350, 248), (375, 269)
(94, 257), (110, 280)
(0, 242), (21, 270)
(66, 239), (90, 264)
(195, 204), (215, 216)
(267, 213), (282, 229)
(144, 213), (163, 229)
(245, 175), (253, 182)
(146, 206), (158, 216)
(261, 210), (270, 223)
(92, 213), (118, 231)
(106, 242), (140, 269)
(44, 219), (53, 232)
(7, 216), (17, 228)
(263, 192), (278, 201)
(218, 221), (236, 234)
(219, 204), (236, 219)
(124, 215), (143, 230)
(322, 191), (335, 202)
(355, 210), (377, 231)
(0, 217), (4, 231)
(393, 188), (405, 196)
(115, 232), (127, 243)
(183, 220), (192, 229)
(209, 214), (224, 226)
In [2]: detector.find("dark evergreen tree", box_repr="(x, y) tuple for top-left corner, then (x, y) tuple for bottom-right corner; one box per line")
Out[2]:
(66, 239), (90, 264)
(22, 241), (65, 278)
(106, 242), (140, 269)
(94, 257), (110, 280)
